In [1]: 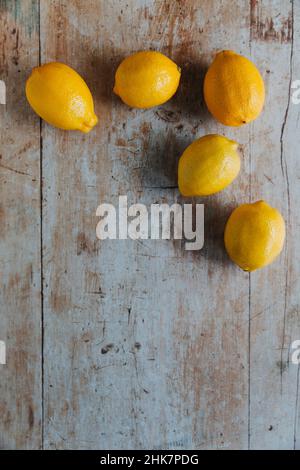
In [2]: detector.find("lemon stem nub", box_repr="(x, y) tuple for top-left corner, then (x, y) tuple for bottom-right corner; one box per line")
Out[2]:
(80, 115), (98, 133)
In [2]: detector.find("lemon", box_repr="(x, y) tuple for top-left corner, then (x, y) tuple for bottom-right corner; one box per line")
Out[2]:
(178, 134), (240, 196)
(113, 51), (181, 108)
(204, 50), (265, 126)
(26, 62), (98, 132)
(224, 201), (285, 271)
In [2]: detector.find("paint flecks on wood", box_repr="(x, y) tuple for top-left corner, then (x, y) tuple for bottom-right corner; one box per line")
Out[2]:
(250, 0), (293, 43)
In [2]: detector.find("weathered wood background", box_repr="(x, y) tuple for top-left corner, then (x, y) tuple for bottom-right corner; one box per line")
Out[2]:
(0, 0), (299, 450)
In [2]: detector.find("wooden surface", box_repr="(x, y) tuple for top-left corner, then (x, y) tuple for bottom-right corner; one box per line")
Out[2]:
(0, 0), (299, 450)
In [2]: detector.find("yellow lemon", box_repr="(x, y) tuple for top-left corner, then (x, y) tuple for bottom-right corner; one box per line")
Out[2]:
(26, 62), (98, 133)
(224, 201), (285, 271)
(204, 50), (265, 126)
(113, 51), (181, 108)
(178, 134), (240, 196)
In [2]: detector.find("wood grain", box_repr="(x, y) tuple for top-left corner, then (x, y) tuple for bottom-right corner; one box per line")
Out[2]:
(0, 0), (299, 450)
(0, 0), (42, 450)
(249, 0), (300, 450)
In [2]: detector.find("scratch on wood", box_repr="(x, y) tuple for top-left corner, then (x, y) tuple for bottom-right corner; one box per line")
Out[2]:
(279, 0), (294, 390)
(0, 161), (31, 176)
(28, 405), (34, 429)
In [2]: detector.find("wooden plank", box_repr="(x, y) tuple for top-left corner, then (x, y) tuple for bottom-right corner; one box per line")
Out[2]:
(0, 0), (41, 449)
(249, 0), (300, 450)
(41, 0), (251, 449)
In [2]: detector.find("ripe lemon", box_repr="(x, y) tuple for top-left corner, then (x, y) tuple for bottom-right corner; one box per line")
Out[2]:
(113, 51), (181, 108)
(178, 134), (240, 196)
(26, 62), (98, 133)
(204, 50), (265, 126)
(224, 201), (285, 271)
